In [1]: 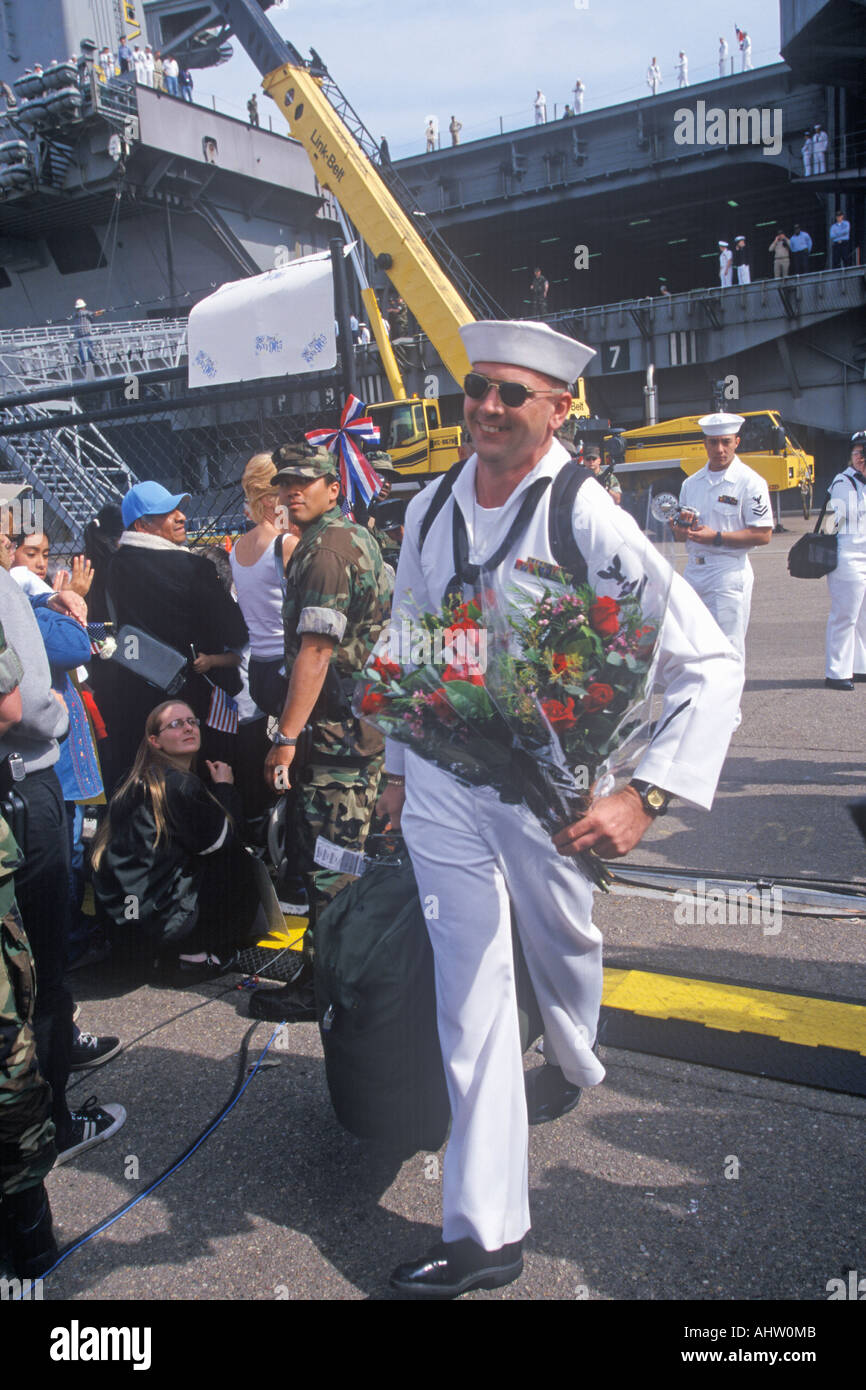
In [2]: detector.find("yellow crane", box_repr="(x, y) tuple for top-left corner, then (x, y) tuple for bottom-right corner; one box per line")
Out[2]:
(210, 3), (588, 478)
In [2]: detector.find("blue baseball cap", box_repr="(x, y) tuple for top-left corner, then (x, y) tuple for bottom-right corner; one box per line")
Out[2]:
(121, 481), (191, 528)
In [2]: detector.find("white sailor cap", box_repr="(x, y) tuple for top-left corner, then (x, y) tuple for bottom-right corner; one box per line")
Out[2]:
(718, 241), (729, 248)
(734, 234), (745, 242)
(699, 412), (745, 437)
(459, 320), (596, 387)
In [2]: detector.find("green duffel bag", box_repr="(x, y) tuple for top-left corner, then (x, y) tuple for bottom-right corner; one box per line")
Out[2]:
(314, 844), (543, 1159)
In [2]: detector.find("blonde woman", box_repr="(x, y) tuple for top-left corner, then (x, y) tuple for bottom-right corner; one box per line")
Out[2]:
(92, 700), (261, 976)
(229, 451), (299, 717)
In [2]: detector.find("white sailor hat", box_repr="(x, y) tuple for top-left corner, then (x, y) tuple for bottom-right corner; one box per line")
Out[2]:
(734, 234), (745, 242)
(698, 412), (745, 437)
(459, 320), (595, 387)
(718, 241), (729, 248)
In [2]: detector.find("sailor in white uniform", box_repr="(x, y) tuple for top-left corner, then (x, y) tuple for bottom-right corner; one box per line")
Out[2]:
(719, 36), (728, 77)
(381, 322), (743, 1298)
(676, 52), (689, 88)
(801, 130), (813, 177)
(812, 124), (828, 174)
(825, 432), (866, 689)
(676, 413), (772, 672)
(718, 241), (733, 287)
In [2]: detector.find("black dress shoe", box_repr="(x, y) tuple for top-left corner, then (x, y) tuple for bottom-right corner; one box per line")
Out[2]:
(249, 963), (317, 1022)
(389, 1237), (523, 1299)
(525, 1064), (583, 1125)
(825, 678), (855, 690)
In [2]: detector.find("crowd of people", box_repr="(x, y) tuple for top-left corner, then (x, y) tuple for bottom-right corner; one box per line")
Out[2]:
(12, 40), (194, 105)
(0, 319), (862, 1295)
(714, 213), (849, 288)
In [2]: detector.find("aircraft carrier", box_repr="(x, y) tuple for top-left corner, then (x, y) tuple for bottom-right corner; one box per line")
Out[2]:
(0, 0), (863, 545)
(0, 0), (864, 1329)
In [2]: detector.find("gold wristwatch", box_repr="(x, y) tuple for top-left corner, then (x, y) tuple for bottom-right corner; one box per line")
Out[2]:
(629, 779), (672, 817)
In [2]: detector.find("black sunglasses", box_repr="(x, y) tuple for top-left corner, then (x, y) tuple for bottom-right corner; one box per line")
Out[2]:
(463, 372), (567, 409)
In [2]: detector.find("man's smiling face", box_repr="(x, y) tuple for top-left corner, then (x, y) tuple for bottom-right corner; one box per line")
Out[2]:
(464, 361), (571, 474)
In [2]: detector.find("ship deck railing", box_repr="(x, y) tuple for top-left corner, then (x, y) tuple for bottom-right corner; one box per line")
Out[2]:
(0, 318), (189, 390)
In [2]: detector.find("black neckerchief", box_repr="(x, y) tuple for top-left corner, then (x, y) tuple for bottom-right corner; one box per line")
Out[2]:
(446, 475), (553, 602)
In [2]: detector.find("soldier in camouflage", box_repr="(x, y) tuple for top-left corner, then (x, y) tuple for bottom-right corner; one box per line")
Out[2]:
(0, 620), (57, 1278)
(257, 442), (392, 1022)
(363, 451), (403, 570)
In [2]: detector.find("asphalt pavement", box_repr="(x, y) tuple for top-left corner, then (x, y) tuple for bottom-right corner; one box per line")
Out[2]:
(29, 512), (866, 1304)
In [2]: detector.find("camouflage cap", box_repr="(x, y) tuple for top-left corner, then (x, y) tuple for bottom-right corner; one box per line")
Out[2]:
(271, 439), (337, 483)
(367, 449), (398, 475)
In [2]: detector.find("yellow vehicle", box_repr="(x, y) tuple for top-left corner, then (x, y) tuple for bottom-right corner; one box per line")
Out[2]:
(367, 397), (463, 479)
(618, 410), (815, 516)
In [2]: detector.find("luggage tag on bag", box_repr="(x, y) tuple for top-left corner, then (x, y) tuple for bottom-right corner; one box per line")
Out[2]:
(313, 836), (367, 879)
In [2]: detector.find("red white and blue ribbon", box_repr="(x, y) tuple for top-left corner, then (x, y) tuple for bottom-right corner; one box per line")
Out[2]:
(305, 394), (383, 517)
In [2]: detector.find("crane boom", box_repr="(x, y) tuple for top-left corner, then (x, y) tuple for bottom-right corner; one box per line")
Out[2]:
(213, 0), (484, 386)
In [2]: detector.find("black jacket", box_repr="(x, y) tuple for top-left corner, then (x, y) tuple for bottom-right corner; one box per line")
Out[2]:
(93, 766), (242, 948)
(107, 543), (248, 656)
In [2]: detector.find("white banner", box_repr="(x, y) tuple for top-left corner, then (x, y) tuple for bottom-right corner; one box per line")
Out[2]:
(187, 252), (336, 388)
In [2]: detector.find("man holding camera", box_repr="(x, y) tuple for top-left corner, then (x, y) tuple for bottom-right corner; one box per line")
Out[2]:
(674, 412), (772, 670)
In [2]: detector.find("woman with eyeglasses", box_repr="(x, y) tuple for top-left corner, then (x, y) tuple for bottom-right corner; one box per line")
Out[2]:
(91, 700), (263, 978)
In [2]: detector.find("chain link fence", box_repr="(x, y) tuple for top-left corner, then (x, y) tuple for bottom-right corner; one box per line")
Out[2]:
(1, 374), (349, 559)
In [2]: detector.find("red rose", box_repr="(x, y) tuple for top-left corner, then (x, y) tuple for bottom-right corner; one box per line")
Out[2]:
(442, 663), (485, 686)
(582, 682), (615, 713)
(359, 688), (385, 715)
(451, 600), (481, 623)
(427, 688), (457, 720)
(552, 653), (568, 674)
(445, 617), (480, 638)
(589, 596), (620, 637)
(541, 696), (578, 730)
(371, 655), (402, 681)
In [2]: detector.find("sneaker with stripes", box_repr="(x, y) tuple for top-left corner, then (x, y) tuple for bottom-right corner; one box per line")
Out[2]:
(55, 1097), (127, 1166)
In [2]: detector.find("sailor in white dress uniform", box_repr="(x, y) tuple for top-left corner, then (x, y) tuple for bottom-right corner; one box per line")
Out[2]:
(825, 432), (866, 687)
(381, 322), (743, 1297)
(676, 413), (773, 664)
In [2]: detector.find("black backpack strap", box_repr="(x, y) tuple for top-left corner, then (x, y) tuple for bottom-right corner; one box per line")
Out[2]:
(448, 474), (553, 601)
(420, 455), (592, 593)
(418, 458), (469, 552)
(547, 461), (593, 583)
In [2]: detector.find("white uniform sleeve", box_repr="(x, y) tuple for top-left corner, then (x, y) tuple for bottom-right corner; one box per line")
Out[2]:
(741, 475), (772, 528)
(572, 486), (743, 809)
(827, 475), (853, 533)
(633, 572), (743, 808)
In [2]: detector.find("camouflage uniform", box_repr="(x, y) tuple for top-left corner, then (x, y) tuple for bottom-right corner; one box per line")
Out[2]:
(278, 453), (392, 908)
(0, 624), (56, 1196)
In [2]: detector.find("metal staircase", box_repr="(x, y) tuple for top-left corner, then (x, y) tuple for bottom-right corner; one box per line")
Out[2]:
(0, 400), (135, 547)
(0, 318), (188, 545)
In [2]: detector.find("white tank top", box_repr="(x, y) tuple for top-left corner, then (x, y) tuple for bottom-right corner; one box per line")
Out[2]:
(229, 540), (285, 659)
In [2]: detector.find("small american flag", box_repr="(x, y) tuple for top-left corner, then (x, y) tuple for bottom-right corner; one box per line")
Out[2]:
(205, 683), (239, 734)
(87, 621), (109, 655)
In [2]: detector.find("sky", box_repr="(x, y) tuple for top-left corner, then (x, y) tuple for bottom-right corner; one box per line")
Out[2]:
(196, 0), (785, 157)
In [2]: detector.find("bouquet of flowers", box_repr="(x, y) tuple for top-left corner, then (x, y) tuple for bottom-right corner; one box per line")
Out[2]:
(354, 553), (670, 887)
